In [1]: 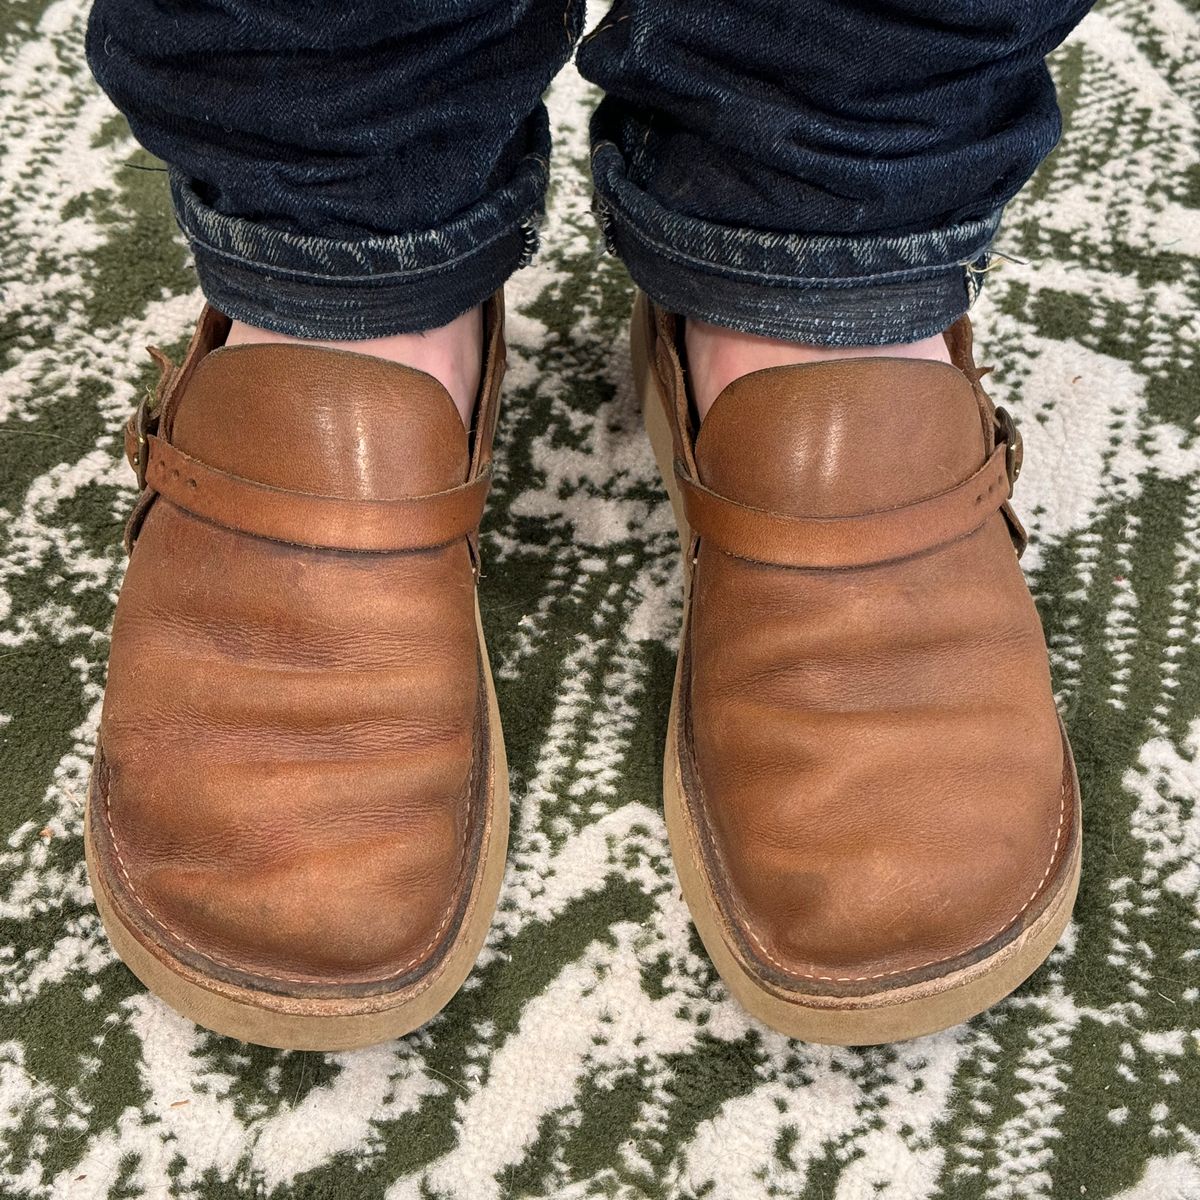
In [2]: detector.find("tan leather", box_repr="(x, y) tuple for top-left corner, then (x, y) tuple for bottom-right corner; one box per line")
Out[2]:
(675, 440), (1015, 570)
(89, 295), (506, 998)
(650, 302), (1078, 997)
(139, 433), (492, 553)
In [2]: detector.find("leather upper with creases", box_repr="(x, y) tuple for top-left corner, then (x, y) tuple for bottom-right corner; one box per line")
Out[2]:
(662, 313), (1076, 996)
(91, 303), (503, 996)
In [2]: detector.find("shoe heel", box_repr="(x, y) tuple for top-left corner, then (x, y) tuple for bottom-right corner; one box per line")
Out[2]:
(631, 293), (690, 558)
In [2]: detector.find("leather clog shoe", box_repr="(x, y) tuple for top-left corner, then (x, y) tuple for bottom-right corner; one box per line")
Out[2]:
(633, 292), (1080, 1044)
(86, 295), (509, 1050)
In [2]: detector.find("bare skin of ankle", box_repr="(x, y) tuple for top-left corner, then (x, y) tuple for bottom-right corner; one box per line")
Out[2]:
(225, 306), (483, 428)
(684, 319), (953, 421)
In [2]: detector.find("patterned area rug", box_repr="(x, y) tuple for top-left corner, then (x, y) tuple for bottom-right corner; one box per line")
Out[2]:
(3, 3), (1199, 1197)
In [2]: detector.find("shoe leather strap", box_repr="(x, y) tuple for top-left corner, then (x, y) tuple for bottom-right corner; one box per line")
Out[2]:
(140, 434), (491, 553)
(676, 442), (1017, 570)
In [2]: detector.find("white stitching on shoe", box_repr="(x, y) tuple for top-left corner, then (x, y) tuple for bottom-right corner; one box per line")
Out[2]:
(699, 767), (1070, 985)
(100, 737), (476, 988)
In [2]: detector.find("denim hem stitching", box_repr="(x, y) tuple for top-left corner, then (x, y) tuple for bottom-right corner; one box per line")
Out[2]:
(170, 163), (546, 285)
(604, 201), (995, 290)
(182, 217), (523, 285)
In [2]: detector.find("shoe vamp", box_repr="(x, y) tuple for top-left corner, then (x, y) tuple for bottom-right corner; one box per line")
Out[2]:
(685, 515), (1067, 982)
(97, 502), (482, 983)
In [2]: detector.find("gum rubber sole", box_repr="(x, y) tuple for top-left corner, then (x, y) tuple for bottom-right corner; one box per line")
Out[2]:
(85, 596), (509, 1052)
(631, 293), (1082, 1044)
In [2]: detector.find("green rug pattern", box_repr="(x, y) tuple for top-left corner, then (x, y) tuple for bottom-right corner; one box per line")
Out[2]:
(2, 2), (1199, 1197)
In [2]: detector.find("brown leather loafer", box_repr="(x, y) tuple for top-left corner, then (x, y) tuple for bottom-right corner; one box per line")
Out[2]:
(85, 296), (509, 1050)
(633, 293), (1080, 1045)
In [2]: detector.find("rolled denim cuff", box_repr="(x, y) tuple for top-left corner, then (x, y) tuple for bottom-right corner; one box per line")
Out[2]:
(590, 140), (1002, 346)
(169, 151), (548, 339)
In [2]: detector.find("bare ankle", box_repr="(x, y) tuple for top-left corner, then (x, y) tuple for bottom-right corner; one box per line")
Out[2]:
(225, 306), (484, 427)
(683, 319), (953, 420)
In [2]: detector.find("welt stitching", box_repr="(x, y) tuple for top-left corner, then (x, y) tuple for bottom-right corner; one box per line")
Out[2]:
(101, 706), (479, 987)
(697, 751), (1069, 984)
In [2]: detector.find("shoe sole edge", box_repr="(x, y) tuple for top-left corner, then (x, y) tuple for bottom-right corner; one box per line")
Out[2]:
(84, 594), (509, 1051)
(632, 291), (1081, 1045)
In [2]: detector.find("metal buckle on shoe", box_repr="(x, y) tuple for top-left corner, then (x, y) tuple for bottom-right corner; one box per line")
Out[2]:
(131, 345), (177, 491)
(994, 406), (1023, 496)
(131, 394), (159, 492)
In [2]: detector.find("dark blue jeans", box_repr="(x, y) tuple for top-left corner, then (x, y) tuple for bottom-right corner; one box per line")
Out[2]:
(86, 0), (1092, 344)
